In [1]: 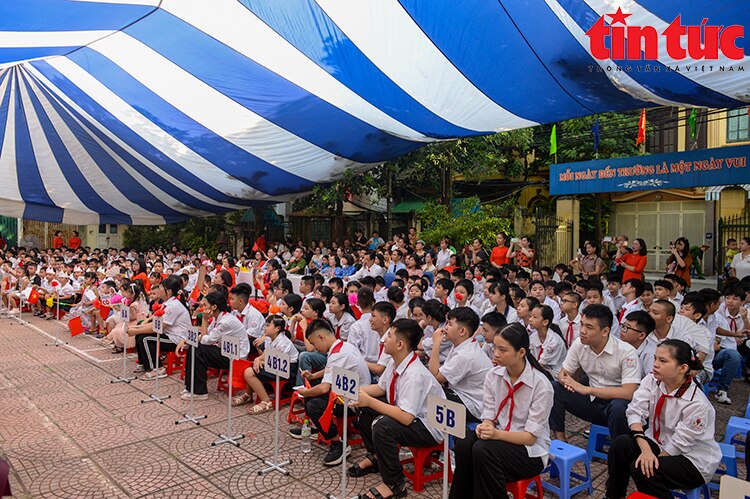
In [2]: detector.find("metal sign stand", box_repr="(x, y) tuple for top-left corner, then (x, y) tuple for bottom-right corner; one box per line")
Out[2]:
(45, 290), (66, 347)
(142, 317), (170, 404)
(327, 368), (360, 499)
(111, 307), (134, 384)
(259, 349), (291, 476)
(213, 334), (244, 447)
(176, 327), (207, 425)
(426, 396), (467, 499)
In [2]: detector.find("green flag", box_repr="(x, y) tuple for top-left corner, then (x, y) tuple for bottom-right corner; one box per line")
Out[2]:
(689, 109), (697, 139)
(550, 124), (557, 157)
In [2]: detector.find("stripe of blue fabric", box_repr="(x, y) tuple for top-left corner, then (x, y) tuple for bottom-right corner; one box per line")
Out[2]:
(0, 0), (154, 32)
(0, 47), (73, 65)
(398, 0), (595, 122)
(632, 0), (749, 44)
(29, 60), (258, 207)
(557, 0), (746, 108)
(12, 69), (64, 222)
(15, 70), (185, 224)
(127, 10), (421, 164)
(239, 0), (479, 138)
(66, 47), (315, 195)
(0, 71), (12, 156)
(25, 66), (245, 215)
(17, 71), (132, 224)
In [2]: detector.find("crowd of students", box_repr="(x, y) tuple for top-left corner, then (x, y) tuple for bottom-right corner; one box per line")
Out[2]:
(1, 231), (748, 499)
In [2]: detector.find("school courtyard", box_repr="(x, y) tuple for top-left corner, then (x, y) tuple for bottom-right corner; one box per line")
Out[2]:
(0, 312), (745, 499)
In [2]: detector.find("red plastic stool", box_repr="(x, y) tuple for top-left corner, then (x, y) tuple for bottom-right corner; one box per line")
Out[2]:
(506, 475), (543, 499)
(259, 379), (292, 406)
(164, 351), (183, 376)
(316, 413), (363, 447)
(627, 493), (659, 499)
(216, 360), (251, 396)
(287, 390), (307, 424)
(400, 443), (451, 493)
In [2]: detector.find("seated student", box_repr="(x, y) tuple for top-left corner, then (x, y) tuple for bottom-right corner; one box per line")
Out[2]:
(677, 294), (714, 386)
(557, 291), (582, 347)
(347, 319), (446, 499)
(604, 273), (625, 315)
(620, 310), (657, 379)
(478, 311), (507, 359)
(529, 279), (561, 320)
(433, 278), (455, 308)
(450, 323), (554, 499)
(373, 276), (388, 302)
(710, 286), (746, 404)
(129, 276), (191, 379)
(528, 304), (567, 379)
(407, 297), (426, 322)
(235, 315), (299, 412)
(452, 279), (479, 314)
(291, 319), (371, 466)
(487, 281), (518, 324)
(618, 278), (645, 323)
(229, 283), (265, 350)
(177, 290), (250, 400)
(663, 274), (686, 306)
(420, 299), (452, 363)
(606, 340), (721, 499)
(640, 282), (655, 310)
(550, 304), (641, 441)
(652, 279), (674, 305)
(646, 299), (708, 370)
(368, 301), (397, 378)
(516, 296), (539, 333)
(348, 287), (380, 364)
(278, 293), (302, 344)
(388, 286), (409, 320)
(585, 285), (621, 338)
(428, 307), (492, 423)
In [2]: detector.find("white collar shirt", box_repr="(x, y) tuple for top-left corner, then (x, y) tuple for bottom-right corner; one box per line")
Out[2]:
(161, 297), (192, 344)
(439, 338), (492, 419)
(264, 332), (299, 363)
(557, 313), (581, 348)
(529, 330), (566, 379)
(202, 312), (251, 359)
(239, 302), (265, 339)
(322, 339), (371, 388)
(346, 313), (380, 362)
(562, 335), (641, 399)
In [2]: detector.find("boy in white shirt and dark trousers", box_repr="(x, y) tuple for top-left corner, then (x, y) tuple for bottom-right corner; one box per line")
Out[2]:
(428, 307), (492, 423)
(348, 319), (446, 499)
(291, 319), (371, 466)
(550, 304), (641, 441)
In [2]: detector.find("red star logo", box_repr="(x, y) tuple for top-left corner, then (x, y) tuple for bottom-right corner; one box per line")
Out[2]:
(608, 7), (631, 25)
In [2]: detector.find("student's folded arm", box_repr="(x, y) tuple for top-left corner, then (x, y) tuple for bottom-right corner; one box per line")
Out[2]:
(366, 397), (415, 426)
(305, 381), (331, 398)
(588, 383), (638, 401)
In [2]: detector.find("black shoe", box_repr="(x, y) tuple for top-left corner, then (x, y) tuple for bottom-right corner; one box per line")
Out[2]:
(324, 441), (351, 466)
(288, 427), (318, 440)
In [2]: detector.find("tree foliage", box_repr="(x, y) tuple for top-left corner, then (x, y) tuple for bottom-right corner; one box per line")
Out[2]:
(418, 196), (513, 248)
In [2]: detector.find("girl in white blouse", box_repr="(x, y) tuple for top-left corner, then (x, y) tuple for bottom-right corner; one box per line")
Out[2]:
(528, 304), (567, 379)
(606, 339), (721, 499)
(450, 323), (554, 499)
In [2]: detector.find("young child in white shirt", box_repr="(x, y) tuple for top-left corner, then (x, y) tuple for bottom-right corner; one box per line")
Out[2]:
(528, 304), (567, 379)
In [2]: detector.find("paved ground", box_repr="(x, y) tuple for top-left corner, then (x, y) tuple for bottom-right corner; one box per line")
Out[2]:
(0, 313), (747, 498)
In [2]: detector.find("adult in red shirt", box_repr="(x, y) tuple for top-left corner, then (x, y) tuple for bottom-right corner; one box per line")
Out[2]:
(52, 230), (65, 249)
(68, 231), (82, 250)
(489, 232), (515, 268)
(618, 238), (648, 282)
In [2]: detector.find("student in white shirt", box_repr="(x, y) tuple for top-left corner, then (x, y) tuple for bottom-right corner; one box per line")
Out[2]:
(529, 279), (561, 321)
(620, 311), (657, 379)
(178, 289), (249, 399)
(618, 278), (645, 324)
(477, 311), (508, 360)
(550, 304), (641, 442)
(604, 274), (625, 315)
(229, 284), (265, 346)
(131, 275), (191, 380)
(528, 304), (567, 379)
(606, 339), (721, 499)
(710, 286), (746, 404)
(292, 318), (371, 466)
(646, 300), (709, 372)
(450, 323), (554, 499)
(349, 251), (384, 281)
(428, 307), (492, 422)
(585, 286), (621, 338)
(557, 291), (582, 347)
(348, 319), (446, 499)
(348, 287), (380, 365)
(677, 295), (715, 385)
(488, 281), (519, 324)
(324, 292), (357, 341)
(369, 301), (396, 378)
(420, 299), (452, 363)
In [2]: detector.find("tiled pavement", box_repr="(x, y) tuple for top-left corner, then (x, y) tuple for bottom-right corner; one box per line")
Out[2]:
(0, 313), (747, 498)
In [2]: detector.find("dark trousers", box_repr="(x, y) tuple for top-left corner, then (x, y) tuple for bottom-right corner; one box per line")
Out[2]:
(549, 381), (630, 438)
(450, 432), (544, 499)
(606, 434), (704, 499)
(304, 394), (348, 441)
(356, 404), (438, 489)
(184, 343), (229, 395)
(135, 334), (176, 370)
(445, 387), (481, 424)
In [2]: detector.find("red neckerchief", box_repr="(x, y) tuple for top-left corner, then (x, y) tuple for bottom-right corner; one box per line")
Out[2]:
(495, 378), (524, 431)
(653, 376), (693, 444)
(389, 352), (418, 405)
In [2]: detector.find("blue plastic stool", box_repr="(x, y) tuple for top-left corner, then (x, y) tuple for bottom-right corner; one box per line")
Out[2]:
(586, 424), (611, 461)
(542, 440), (593, 498)
(671, 484), (710, 499)
(745, 393), (750, 418)
(723, 416), (750, 459)
(708, 442), (738, 491)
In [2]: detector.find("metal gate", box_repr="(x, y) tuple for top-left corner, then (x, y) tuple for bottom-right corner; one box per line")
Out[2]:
(534, 210), (575, 269)
(717, 210), (750, 287)
(0, 216), (17, 247)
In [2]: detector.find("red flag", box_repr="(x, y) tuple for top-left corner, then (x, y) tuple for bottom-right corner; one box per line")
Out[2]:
(317, 390), (340, 434)
(28, 288), (39, 305)
(69, 316), (84, 336)
(635, 109), (646, 145)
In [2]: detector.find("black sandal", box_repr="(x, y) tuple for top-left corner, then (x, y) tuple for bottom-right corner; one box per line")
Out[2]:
(358, 482), (407, 499)
(347, 453), (379, 477)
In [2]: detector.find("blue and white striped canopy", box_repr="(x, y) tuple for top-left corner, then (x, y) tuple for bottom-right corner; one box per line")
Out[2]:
(0, 0), (748, 224)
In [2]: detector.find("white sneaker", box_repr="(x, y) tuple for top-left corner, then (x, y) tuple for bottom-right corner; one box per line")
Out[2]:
(181, 392), (208, 400)
(8, 309), (20, 315)
(141, 367), (167, 381)
(715, 390), (732, 404)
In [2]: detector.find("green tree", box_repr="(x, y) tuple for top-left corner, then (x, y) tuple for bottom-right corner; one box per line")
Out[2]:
(418, 196), (514, 248)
